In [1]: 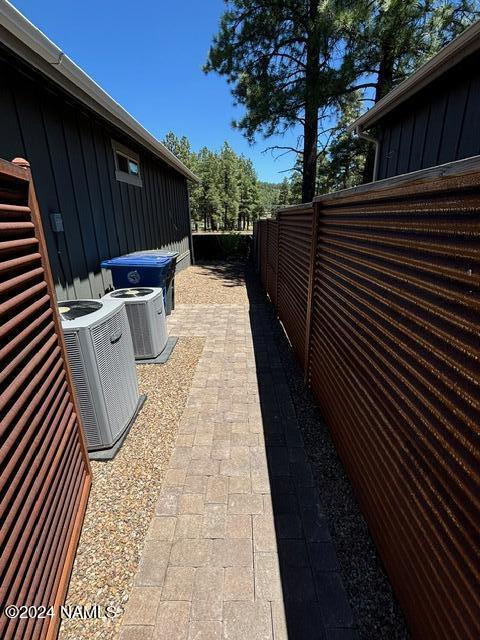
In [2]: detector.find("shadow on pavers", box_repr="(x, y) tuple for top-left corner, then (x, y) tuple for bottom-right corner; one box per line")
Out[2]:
(244, 264), (409, 640)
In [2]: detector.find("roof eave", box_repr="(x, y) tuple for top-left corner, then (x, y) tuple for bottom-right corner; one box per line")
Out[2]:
(348, 19), (480, 134)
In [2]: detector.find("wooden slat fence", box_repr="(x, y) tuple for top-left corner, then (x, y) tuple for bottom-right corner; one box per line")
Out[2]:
(0, 157), (91, 640)
(254, 158), (480, 640)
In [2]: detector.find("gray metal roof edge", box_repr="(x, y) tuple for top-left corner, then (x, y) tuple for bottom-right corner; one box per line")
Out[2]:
(348, 19), (480, 133)
(0, 0), (200, 183)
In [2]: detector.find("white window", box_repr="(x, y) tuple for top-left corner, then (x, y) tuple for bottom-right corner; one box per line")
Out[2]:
(112, 140), (142, 187)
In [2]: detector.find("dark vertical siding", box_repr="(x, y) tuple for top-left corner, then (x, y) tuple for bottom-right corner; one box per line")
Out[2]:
(421, 94), (448, 168)
(62, 107), (106, 296)
(437, 83), (469, 164)
(407, 102), (430, 172)
(385, 120), (402, 177)
(12, 80), (70, 297)
(0, 47), (191, 300)
(375, 51), (480, 180)
(395, 114), (414, 175)
(457, 73), (480, 159)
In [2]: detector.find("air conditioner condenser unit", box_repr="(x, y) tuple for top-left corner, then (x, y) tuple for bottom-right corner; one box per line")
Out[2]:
(58, 298), (142, 454)
(102, 287), (168, 359)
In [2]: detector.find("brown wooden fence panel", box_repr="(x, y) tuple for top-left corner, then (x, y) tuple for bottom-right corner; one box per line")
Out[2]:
(266, 219), (278, 306)
(276, 205), (314, 369)
(309, 169), (480, 640)
(0, 157), (91, 640)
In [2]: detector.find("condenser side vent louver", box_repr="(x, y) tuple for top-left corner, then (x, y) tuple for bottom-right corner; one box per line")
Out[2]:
(127, 303), (154, 358)
(63, 331), (102, 448)
(91, 307), (139, 441)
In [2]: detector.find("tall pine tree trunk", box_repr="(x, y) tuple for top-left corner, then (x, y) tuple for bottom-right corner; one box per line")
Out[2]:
(363, 38), (395, 183)
(302, 1), (321, 203)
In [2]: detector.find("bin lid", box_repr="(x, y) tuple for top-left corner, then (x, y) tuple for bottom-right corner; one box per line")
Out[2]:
(129, 250), (179, 259)
(101, 252), (173, 268)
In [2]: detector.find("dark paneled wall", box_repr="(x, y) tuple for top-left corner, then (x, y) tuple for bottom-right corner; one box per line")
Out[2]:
(376, 51), (480, 180)
(0, 47), (191, 300)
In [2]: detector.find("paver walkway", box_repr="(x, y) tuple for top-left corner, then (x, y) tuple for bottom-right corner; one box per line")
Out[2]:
(119, 298), (355, 640)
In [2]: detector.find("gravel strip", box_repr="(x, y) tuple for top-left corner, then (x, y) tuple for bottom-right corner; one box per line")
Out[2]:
(175, 261), (248, 304)
(244, 267), (410, 639)
(59, 337), (205, 640)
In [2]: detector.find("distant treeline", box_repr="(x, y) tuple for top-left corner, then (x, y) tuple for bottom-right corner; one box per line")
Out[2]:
(162, 133), (291, 230)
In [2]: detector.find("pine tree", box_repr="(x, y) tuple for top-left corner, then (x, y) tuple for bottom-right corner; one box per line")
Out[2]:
(278, 178), (292, 207)
(162, 132), (194, 166)
(196, 148), (222, 231)
(237, 156), (259, 229)
(205, 1), (479, 200)
(257, 182), (283, 218)
(205, 0), (341, 203)
(218, 142), (240, 230)
(162, 131), (200, 228)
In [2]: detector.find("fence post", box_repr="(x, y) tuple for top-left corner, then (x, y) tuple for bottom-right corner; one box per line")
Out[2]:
(303, 201), (319, 386)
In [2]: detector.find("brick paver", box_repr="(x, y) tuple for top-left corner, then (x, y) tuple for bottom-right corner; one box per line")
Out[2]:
(120, 301), (355, 639)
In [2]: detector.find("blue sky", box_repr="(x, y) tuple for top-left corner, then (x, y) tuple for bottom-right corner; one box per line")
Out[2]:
(12, 0), (301, 183)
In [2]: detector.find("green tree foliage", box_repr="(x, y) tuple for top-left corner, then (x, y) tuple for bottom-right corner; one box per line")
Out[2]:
(162, 132), (195, 167)
(278, 178), (292, 207)
(195, 147), (222, 231)
(205, 1), (479, 200)
(341, 0), (480, 179)
(257, 181), (283, 217)
(205, 0), (341, 203)
(163, 132), (279, 230)
(218, 142), (240, 230)
(238, 156), (261, 229)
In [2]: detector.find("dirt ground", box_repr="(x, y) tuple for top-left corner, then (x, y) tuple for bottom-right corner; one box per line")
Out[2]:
(175, 262), (248, 305)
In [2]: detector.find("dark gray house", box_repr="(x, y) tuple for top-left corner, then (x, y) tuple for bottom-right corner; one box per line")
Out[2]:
(351, 20), (480, 181)
(0, 1), (198, 300)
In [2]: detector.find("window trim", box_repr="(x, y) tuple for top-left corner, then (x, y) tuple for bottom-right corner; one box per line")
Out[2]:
(112, 140), (142, 187)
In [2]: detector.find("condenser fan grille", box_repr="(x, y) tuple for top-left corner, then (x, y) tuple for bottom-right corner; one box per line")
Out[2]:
(58, 300), (103, 320)
(110, 288), (154, 298)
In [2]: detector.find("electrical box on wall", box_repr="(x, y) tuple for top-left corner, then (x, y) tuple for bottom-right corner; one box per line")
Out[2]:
(50, 212), (64, 233)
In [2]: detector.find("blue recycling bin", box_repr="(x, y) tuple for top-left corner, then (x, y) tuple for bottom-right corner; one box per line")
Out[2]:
(101, 251), (177, 314)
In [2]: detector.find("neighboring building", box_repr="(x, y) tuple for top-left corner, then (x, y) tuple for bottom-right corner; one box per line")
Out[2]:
(0, 1), (199, 300)
(351, 20), (480, 181)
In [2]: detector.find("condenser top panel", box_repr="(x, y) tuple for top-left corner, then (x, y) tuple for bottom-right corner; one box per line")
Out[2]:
(58, 300), (103, 321)
(110, 288), (155, 298)
(59, 298), (125, 330)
